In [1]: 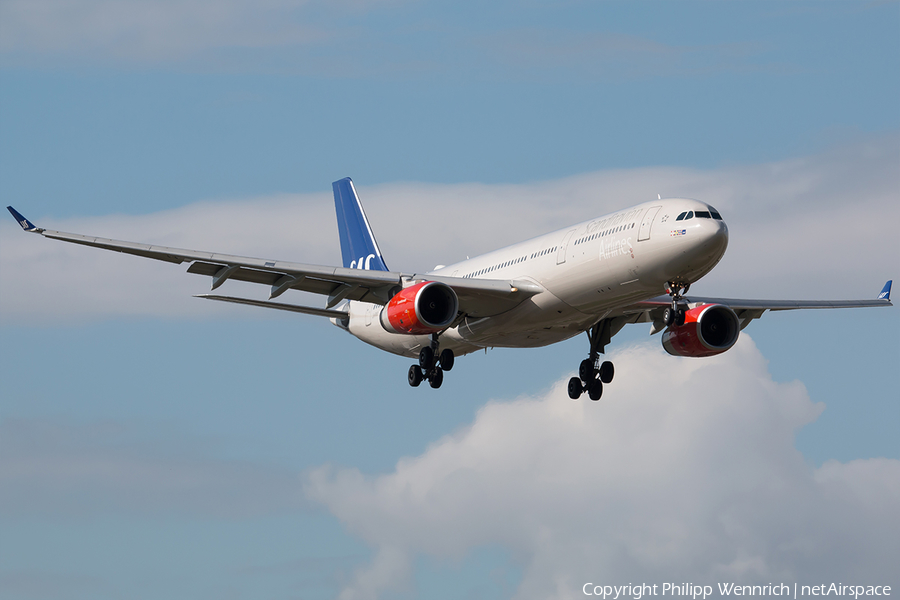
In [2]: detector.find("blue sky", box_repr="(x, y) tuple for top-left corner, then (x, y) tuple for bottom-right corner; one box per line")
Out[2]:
(1, 2), (898, 599)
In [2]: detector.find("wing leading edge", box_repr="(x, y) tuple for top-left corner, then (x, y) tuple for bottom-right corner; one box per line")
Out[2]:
(6, 206), (541, 318)
(617, 281), (893, 332)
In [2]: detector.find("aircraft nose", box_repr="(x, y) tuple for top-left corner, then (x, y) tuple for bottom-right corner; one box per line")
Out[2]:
(704, 218), (729, 255)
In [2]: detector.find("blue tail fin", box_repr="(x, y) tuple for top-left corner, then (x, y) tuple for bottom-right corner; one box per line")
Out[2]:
(878, 280), (892, 301)
(332, 178), (389, 271)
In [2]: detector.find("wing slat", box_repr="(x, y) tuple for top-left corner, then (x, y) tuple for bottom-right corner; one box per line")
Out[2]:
(631, 294), (892, 312)
(25, 226), (541, 317)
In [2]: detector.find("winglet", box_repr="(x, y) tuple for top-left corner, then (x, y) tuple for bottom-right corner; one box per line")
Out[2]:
(7, 206), (41, 232)
(877, 280), (892, 301)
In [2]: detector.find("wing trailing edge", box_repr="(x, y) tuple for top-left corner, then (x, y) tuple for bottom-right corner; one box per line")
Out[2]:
(6, 203), (540, 317)
(195, 294), (349, 318)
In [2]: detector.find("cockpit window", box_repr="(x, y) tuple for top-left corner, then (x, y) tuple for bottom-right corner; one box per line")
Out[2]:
(709, 206), (723, 220)
(685, 211), (693, 220)
(695, 210), (711, 219)
(675, 212), (687, 221)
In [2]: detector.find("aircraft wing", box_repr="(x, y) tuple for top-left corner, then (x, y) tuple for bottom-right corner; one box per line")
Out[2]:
(616, 281), (893, 332)
(7, 207), (542, 317)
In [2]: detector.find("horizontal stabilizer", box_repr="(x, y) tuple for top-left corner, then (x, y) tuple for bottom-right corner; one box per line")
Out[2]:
(195, 294), (348, 318)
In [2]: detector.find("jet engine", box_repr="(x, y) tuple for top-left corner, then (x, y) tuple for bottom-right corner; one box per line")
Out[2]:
(381, 281), (459, 335)
(662, 303), (740, 357)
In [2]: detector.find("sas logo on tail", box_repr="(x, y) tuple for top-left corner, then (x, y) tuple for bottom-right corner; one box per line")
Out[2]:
(670, 229), (687, 237)
(350, 254), (377, 269)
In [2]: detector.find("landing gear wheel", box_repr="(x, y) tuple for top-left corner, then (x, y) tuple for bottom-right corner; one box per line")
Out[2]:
(429, 367), (444, 389)
(408, 364), (423, 387)
(576, 319), (617, 399)
(567, 377), (583, 400)
(665, 281), (690, 328)
(588, 379), (603, 401)
(663, 307), (675, 327)
(579, 358), (595, 383)
(439, 348), (455, 371)
(599, 361), (614, 384)
(418, 346), (434, 369)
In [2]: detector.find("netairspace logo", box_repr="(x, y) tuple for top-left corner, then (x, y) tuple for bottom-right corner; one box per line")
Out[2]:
(582, 583), (893, 600)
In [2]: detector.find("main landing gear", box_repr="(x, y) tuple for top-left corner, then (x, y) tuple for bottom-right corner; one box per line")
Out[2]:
(568, 320), (616, 401)
(662, 281), (690, 327)
(408, 334), (454, 389)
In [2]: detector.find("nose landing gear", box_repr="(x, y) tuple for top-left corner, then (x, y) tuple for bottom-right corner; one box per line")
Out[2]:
(662, 281), (690, 327)
(568, 319), (618, 401)
(408, 334), (454, 389)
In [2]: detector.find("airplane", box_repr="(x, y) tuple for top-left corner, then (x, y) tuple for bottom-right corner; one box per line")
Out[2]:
(7, 178), (893, 399)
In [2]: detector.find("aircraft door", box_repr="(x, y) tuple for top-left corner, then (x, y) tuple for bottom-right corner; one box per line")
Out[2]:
(557, 229), (576, 264)
(638, 206), (661, 242)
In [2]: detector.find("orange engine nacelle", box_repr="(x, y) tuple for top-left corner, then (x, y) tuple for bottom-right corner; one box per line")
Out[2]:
(662, 303), (741, 357)
(380, 281), (459, 335)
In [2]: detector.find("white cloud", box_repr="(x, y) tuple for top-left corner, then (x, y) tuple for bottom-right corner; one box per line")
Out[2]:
(363, 134), (898, 300)
(0, 0), (421, 73)
(469, 29), (770, 82)
(2, 135), (896, 322)
(304, 336), (900, 599)
(0, 0), (387, 64)
(0, 193), (338, 322)
(0, 418), (305, 518)
(0, 2), (783, 79)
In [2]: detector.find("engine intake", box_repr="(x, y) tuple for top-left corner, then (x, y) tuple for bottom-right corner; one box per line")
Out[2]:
(381, 281), (459, 335)
(662, 303), (740, 357)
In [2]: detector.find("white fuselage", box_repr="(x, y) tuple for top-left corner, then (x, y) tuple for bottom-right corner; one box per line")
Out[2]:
(337, 198), (729, 359)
